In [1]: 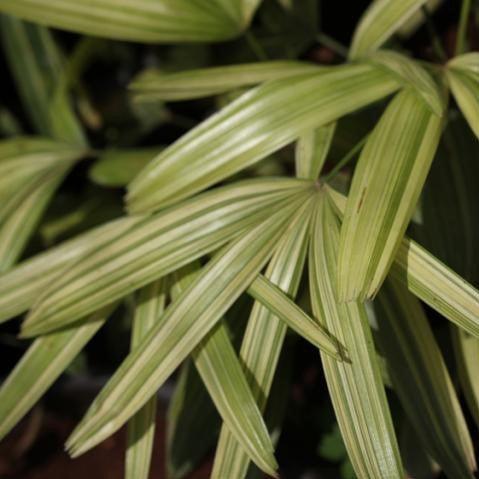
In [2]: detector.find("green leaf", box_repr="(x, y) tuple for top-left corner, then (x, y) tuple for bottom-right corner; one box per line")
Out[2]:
(0, 215), (139, 323)
(211, 193), (312, 479)
(374, 278), (476, 478)
(350, 0), (429, 59)
(446, 69), (479, 139)
(127, 63), (400, 213)
(0, 304), (116, 442)
(125, 279), (167, 479)
(0, 0), (246, 43)
(328, 187), (479, 340)
(0, 16), (85, 145)
(448, 52), (479, 75)
(89, 148), (164, 187)
(338, 88), (443, 301)
(309, 192), (403, 479)
(130, 62), (322, 102)
(22, 178), (311, 336)
(247, 274), (343, 358)
(366, 49), (444, 115)
(65, 196), (307, 470)
(310, 193), (403, 477)
(453, 329), (479, 429)
(170, 262), (278, 477)
(295, 123), (336, 180)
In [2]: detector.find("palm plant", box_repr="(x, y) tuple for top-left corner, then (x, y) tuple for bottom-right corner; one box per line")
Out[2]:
(0, 0), (478, 478)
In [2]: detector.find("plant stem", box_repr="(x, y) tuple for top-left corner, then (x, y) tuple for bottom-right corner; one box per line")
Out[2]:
(316, 33), (349, 58)
(245, 31), (268, 61)
(456, 0), (472, 55)
(323, 134), (369, 182)
(421, 5), (448, 62)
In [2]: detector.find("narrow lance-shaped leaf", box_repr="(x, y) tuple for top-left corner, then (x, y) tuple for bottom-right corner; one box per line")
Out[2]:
(0, 303), (116, 442)
(212, 194), (313, 479)
(130, 62), (322, 102)
(65, 194), (310, 469)
(295, 123), (336, 180)
(0, 215), (140, 323)
(127, 63), (400, 213)
(446, 66), (479, 139)
(22, 178), (311, 336)
(0, 0), (245, 44)
(0, 16), (85, 144)
(126, 279), (167, 479)
(374, 278), (476, 478)
(350, 0), (429, 59)
(309, 192), (404, 479)
(338, 88), (443, 301)
(328, 187), (479, 340)
(170, 262), (279, 477)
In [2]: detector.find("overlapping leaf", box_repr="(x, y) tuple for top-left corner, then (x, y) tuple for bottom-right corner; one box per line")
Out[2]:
(127, 63), (400, 213)
(295, 124), (336, 180)
(338, 88), (443, 301)
(0, 304), (116, 442)
(328, 187), (479, 339)
(350, 0), (429, 59)
(0, 0), (246, 43)
(212, 191), (313, 479)
(0, 16), (85, 144)
(447, 55), (479, 138)
(130, 62), (322, 102)
(126, 279), (167, 479)
(171, 263), (278, 476)
(22, 178), (311, 336)
(374, 278), (475, 478)
(65, 197), (309, 463)
(309, 192), (403, 479)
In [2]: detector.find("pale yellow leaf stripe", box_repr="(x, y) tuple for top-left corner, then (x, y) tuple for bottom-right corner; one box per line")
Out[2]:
(338, 88), (443, 301)
(171, 262), (279, 477)
(0, 304), (116, 442)
(22, 178), (310, 336)
(375, 278), (475, 478)
(127, 63), (400, 213)
(65, 195), (309, 465)
(328, 187), (479, 339)
(130, 61), (323, 102)
(0, 0), (244, 43)
(126, 279), (167, 479)
(309, 193), (403, 479)
(350, 0), (429, 59)
(212, 193), (312, 479)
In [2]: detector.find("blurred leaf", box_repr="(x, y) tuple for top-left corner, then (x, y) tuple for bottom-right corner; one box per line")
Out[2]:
(0, 303), (116, 442)
(446, 67), (479, 139)
(295, 123), (336, 180)
(212, 188), (312, 479)
(0, 16), (85, 145)
(338, 88), (443, 301)
(127, 64), (400, 213)
(126, 279), (167, 479)
(89, 148), (164, 187)
(309, 192), (403, 479)
(65, 198), (308, 473)
(130, 61), (322, 102)
(22, 178), (311, 335)
(374, 278), (475, 477)
(350, 0), (429, 59)
(0, 0), (247, 43)
(367, 49), (443, 115)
